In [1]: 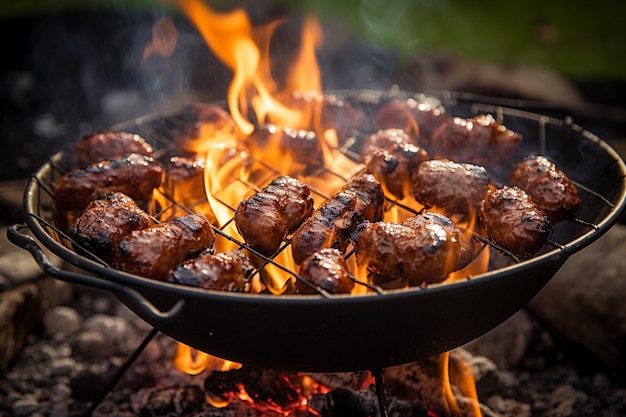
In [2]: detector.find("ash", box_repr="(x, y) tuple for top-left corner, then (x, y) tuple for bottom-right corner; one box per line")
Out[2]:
(1, 285), (625, 417)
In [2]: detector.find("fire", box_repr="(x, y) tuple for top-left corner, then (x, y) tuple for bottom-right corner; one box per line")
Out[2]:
(154, 2), (486, 415)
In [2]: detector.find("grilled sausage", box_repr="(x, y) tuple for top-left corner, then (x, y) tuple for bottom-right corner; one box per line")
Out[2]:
(374, 97), (447, 146)
(68, 192), (155, 260)
(72, 131), (154, 167)
(291, 173), (384, 265)
(54, 153), (164, 221)
(111, 212), (215, 280)
(479, 186), (551, 259)
(354, 212), (476, 285)
(235, 175), (314, 256)
(431, 114), (522, 166)
(168, 249), (254, 291)
(365, 142), (430, 200)
(173, 103), (236, 154)
(296, 248), (355, 295)
(412, 159), (490, 217)
(509, 155), (581, 222)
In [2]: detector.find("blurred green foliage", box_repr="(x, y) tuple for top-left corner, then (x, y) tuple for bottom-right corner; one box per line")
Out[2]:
(2, 0), (625, 79)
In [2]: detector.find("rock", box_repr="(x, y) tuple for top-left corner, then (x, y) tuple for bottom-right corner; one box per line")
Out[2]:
(529, 224), (626, 373)
(43, 306), (82, 338)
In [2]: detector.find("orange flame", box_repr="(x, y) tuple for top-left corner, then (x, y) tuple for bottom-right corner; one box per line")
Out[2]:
(175, 343), (241, 375)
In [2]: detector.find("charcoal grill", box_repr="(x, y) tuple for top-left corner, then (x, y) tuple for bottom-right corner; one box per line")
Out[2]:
(9, 89), (626, 373)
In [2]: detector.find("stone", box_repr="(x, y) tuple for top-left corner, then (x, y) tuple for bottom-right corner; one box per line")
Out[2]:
(529, 224), (626, 373)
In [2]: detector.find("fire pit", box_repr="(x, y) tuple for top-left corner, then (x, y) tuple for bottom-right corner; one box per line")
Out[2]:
(9, 87), (626, 374)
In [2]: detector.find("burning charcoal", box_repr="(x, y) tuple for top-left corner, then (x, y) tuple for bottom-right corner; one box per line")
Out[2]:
(374, 97), (448, 146)
(246, 124), (324, 176)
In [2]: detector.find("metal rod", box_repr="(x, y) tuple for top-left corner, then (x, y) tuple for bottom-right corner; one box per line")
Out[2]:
(372, 368), (390, 417)
(84, 327), (159, 416)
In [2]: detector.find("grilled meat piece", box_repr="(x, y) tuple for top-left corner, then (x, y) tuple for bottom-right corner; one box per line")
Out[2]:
(479, 186), (551, 259)
(111, 212), (215, 280)
(72, 131), (154, 167)
(169, 249), (254, 291)
(509, 155), (581, 222)
(235, 175), (314, 256)
(365, 142), (430, 200)
(359, 128), (415, 160)
(245, 124), (324, 175)
(173, 103), (236, 154)
(68, 192), (155, 260)
(431, 114), (522, 166)
(296, 248), (355, 295)
(354, 212), (475, 285)
(54, 153), (164, 222)
(374, 98), (447, 146)
(412, 159), (490, 217)
(291, 173), (384, 265)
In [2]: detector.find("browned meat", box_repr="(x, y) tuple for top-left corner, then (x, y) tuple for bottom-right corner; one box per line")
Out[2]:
(431, 114), (522, 166)
(168, 249), (254, 291)
(173, 103), (236, 154)
(479, 186), (551, 259)
(365, 142), (430, 200)
(412, 159), (490, 217)
(234, 175), (314, 256)
(354, 212), (475, 286)
(374, 98), (447, 146)
(54, 153), (164, 222)
(111, 212), (215, 280)
(359, 128), (414, 160)
(245, 124), (324, 175)
(296, 248), (354, 295)
(291, 173), (384, 265)
(72, 131), (154, 167)
(68, 192), (155, 260)
(509, 155), (581, 222)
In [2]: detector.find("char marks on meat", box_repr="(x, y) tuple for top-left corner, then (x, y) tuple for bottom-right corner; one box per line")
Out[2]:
(53, 153), (164, 223)
(509, 155), (581, 222)
(291, 173), (384, 265)
(365, 142), (430, 200)
(412, 159), (491, 218)
(111, 212), (215, 280)
(68, 192), (155, 261)
(296, 248), (355, 294)
(72, 131), (154, 167)
(169, 249), (254, 291)
(235, 175), (314, 256)
(479, 186), (551, 259)
(374, 97), (447, 146)
(431, 114), (522, 166)
(354, 212), (476, 285)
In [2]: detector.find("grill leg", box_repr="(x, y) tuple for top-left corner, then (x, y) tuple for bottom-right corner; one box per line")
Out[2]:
(84, 327), (159, 416)
(372, 368), (390, 417)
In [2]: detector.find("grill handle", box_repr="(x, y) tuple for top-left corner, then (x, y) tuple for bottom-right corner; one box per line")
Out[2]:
(7, 224), (186, 322)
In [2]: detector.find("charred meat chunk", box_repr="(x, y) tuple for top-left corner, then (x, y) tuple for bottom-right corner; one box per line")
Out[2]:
(291, 173), (384, 265)
(169, 249), (254, 291)
(235, 175), (314, 256)
(374, 97), (447, 146)
(245, 124), (323, 175)
(359, 128), (415, 160)
(431, 114), (522, 166)
(296, 248), (355, 295)
(354, 212), (476, 286)
(72, 131), (154, 167)
(111, 212), (215, 280)
(509, 155), (581, 222)
(54, 153), (164, 222)
(365, 142), (430, 200)
(173, 103), (236, 154)
(68, 192), (155, 260)
(412, 159), (490, 217)
(479, 186), (551, 260)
